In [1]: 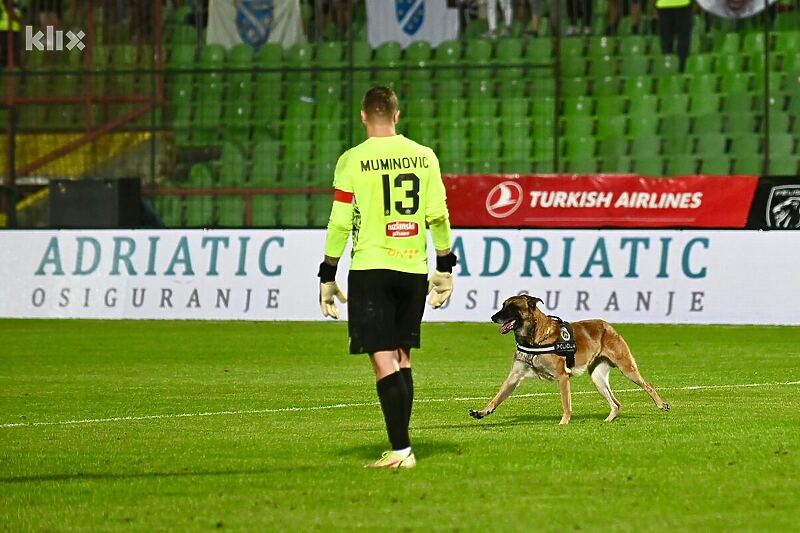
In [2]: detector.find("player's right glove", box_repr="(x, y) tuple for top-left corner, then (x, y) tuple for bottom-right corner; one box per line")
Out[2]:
(427, 252), (457, 309)
(318, 261), (347, 319)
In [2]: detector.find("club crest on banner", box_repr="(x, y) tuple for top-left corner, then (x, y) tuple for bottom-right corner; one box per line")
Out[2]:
(766, 185), (800, 229)
(396, 0), (425, 35)
(236, 0), (273, 48)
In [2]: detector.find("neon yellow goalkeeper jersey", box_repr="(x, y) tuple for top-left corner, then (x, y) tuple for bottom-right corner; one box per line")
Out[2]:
(324, 134), (452, 274)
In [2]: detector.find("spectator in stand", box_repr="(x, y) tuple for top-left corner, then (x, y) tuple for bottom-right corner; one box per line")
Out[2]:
(484, 0), (514, 37)
(606, 0), (642, 34)
(566, 0), (593, 35)
(521, 0), (545, 36)
(656, 0), (692, 71)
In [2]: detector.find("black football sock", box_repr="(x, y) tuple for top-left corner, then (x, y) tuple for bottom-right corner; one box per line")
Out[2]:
(376, 372), (411, 451)
(400, 367), (414, 422)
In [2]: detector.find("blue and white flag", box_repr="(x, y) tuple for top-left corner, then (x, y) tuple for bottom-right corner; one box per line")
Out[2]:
(367, 0), (459, 49)
(207, 0), (305, 50)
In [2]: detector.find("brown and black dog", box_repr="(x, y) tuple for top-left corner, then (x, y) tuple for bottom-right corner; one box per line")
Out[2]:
(469, 295), (670, 425)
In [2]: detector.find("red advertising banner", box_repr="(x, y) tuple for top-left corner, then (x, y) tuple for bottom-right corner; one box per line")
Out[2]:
(444, 174), (759, 228)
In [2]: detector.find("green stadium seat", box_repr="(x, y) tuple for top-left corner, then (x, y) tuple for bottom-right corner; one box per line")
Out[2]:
(619, 35), (648, 56)
(314, 139), (344, 164)
(309, 162), (335, 187)
(185, 196), (214, 227)
(624, 76), (654, 96)
(753, 72), (784, 93)
(628, 93), (658, 115)
(660, 115), (690, 139)
(438, 98), (467, 121)
(720, 72), (753, 94)
(433, 39), (462, 76)
(170, 24), (197, 45)
(687, 73), (719, 95)
(722, 93), (754, 113)
(715, 54), (744, 75)
(501, 98), (529, 120)
(767, 134), (795, 158)
(496, 38), (524, 82)
(468, 98), (497, 120)
(218, 143), (247, 186)
(531, 96), (556, 118)
(562, 56), (587, 77)
(373, 41), (403, 83)
(563, 137), (598, 159)
(689, 93), (721, 116)
(768, 157), (799, 176)
(596, 115), (627, 138)
(659, 94), (690, 115)
(281, 161), (310, 187)
(562, 76), (590, 97)
(717, 32), (741, 54)
(193, 100), (223, 144)
(599, 156), (632, 173)
(685, 54), (714, 75)
(776, 31), (800, 54)
(618, 55), (650, 77)
(464, 39), (493, 79)
(439, 136), (469, 171)
(588, 36), (617, 56)
(694, 135), (727, 157)
(729, 133), (762, 156)
(742, 32), (770, 55)
(563, 116), (595, 138)
(404, 98), (434, 120)
(726, 113), (758, 135)
(566, 157), (597, 173)
(662, 134), (692, 156)
(732, 155), (763, 175)
(252, 196), (279, 227)
(562, 96), (594, 117)
(630, 135), (662, 157)
(691, 114), (724, 135)
(560, 39), (585, 58)
(699, 156), (731, 175)
(403, 41), (433, 83)
(278, 194), (309, 228)
(593, 76), (621, 97)
(651, 55), (679, 77)
(588, 55), (618, 78)
(436, 78), (464, 98)
(407, 119), (437, 147)
(156, 196), (183, 227)
(628, 113), (659, 136)
(760, 113), (791, 135)
(595, 96), (625, 117)
(309, 194), (332, 227)
(631, 157), (663, 176)
(217, 196), (244, 227)
(665, 155), (697, 175)
(251, 142), (280, 186)
(657, 74), (687, 95)
(597, 137), (628, 159)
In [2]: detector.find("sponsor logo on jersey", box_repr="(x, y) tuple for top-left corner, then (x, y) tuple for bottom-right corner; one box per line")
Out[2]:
(386, 221), (419, 237)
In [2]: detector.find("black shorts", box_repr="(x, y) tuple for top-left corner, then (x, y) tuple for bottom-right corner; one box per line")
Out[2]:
(347, 269), (428, 355)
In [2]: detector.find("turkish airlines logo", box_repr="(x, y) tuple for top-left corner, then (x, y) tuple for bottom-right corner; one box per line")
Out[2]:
(486, 181), (523, 218)
(386, 221), (419, 237)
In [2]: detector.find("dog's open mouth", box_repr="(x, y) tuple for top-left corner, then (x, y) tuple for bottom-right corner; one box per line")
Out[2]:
(499, 320), (516, 334)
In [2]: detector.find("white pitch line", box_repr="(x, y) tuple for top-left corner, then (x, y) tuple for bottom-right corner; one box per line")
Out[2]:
(2, 380), (799, 430)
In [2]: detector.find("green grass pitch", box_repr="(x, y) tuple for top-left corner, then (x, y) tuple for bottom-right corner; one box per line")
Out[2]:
(1, 319), (799, 531)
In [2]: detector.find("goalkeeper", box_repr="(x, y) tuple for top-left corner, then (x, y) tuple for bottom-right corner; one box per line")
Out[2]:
(317, 86), (456, 469)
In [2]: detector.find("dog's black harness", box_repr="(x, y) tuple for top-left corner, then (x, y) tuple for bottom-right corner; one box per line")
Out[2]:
(516, 316), (577, 369)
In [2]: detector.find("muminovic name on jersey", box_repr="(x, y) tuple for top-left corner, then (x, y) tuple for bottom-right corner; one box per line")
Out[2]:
(360, 156), (430, 172)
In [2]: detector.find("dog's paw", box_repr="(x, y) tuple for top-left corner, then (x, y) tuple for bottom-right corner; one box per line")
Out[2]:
(661, 402), (670, 412)
(469, 409), (485, 420)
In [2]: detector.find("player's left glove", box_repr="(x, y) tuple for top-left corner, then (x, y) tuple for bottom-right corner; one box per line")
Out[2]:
(427, 252), (457, 309)
(318, 261), (347, 319)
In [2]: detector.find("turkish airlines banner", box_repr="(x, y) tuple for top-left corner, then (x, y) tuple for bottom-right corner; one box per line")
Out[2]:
(444, 175), (758, 228)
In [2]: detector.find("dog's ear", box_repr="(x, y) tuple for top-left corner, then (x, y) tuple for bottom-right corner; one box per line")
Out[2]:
(525, 295), (542, 309)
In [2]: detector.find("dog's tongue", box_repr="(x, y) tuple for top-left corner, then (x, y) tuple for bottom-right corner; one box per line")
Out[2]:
(499, 320), (516, 334)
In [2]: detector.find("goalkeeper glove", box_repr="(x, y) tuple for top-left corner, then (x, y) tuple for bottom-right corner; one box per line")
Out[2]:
(427, 252), (457, 309)
(318, 261), (347, 319)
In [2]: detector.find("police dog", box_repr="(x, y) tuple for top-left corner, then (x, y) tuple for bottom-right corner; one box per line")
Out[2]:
(469, 295), (670, 425)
